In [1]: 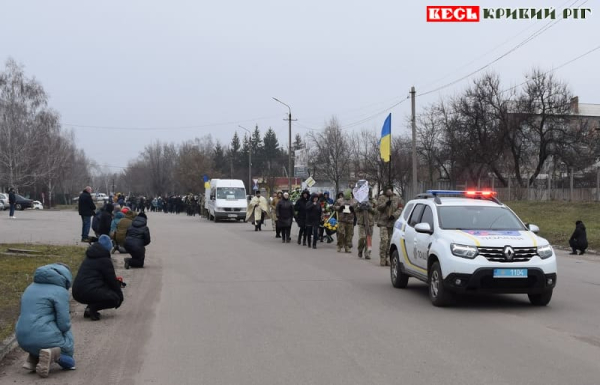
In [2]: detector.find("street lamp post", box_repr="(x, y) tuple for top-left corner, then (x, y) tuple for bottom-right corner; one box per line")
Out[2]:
(273, 97), (292, 193)
(238, 125), (253, 194)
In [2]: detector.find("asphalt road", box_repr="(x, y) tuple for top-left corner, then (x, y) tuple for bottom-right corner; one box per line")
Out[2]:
(1, 209), (599, 385)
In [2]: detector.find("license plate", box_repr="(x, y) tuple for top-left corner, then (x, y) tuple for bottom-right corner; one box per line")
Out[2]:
(493, 269), (528, 278)
(228, 214), (238, 218)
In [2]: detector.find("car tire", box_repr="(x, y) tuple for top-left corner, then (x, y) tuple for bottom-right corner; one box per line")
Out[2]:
(528, 290), (553, 306)
(390, 249), (409, 288)
(429, 262), (453, 307)
(15, 203), (22, 210)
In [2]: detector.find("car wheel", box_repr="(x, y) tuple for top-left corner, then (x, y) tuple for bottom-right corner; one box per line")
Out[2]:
(429, 262), (453, 307)
(15, 203), (22, 210)
(528, 290), (553, 306)
(390, 249), (409, 288)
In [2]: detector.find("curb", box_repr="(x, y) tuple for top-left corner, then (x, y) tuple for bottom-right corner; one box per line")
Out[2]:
(0, 333), (18, 362)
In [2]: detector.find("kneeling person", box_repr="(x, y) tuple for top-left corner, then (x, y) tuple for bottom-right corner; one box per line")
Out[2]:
(16, 263), (76, 377)
(124, 212), (151, 269)
(72, 235), (124, 321)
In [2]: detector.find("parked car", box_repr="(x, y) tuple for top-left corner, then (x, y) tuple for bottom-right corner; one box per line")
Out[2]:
(0, 201), (4, 211)
(0, 193), (8, 210)
(32, 200), (44, 210)
(13, 194), (34, 210)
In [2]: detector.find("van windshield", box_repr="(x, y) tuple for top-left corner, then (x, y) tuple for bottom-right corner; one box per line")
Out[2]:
(216, 187), (246, 200)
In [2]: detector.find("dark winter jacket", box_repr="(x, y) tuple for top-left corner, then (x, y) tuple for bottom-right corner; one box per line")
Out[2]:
(305, 195), (322, 227)
(72, 243), (123, 306)
(276, 198), (294, 227)
(294, 191), (310, 227)
(97, 204), (114, 236)
(16, 264), (74, 357)
(8, 190), (15, 204)
(78, 190), (96, 216)
(570, 221), (588, 249)
(124, 215), (151, 254)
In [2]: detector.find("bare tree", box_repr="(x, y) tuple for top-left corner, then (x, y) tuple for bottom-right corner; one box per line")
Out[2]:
(308, 117), (350, 193)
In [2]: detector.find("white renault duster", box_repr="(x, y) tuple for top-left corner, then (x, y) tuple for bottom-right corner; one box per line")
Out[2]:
(389, 191), (557, 307)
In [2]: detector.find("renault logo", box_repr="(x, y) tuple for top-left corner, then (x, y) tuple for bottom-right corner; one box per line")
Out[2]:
(503, 246), (515, 261)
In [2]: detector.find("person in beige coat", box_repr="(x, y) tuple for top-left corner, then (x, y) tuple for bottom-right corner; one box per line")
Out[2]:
(246, 191), (270, 231)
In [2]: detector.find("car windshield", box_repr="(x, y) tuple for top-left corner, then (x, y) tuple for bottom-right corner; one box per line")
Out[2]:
(216, 187), (246, 200)
(438, 206), (526, 231)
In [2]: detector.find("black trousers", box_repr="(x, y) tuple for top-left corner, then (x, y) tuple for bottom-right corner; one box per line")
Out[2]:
(306, 225), (319, 247)
(281, 226), (291, 241)
(128, 248), (146, 267)
(297, 225), (307, 243)
(569, 239), (586, 253)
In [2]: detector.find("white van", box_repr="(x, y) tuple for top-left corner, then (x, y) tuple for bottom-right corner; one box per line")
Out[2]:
(206, 179), (247, 222)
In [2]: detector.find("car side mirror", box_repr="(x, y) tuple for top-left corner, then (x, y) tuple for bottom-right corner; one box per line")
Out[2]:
(528, 224), (539, 234)
(415, 222), (433, 234)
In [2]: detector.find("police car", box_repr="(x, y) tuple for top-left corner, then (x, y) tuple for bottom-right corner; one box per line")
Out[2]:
(389, 190), (557, 307)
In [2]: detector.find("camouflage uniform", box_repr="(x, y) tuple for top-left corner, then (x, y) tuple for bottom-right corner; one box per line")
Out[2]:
(333, 190), (357, 253)
(354, 198), (377, 259)
(376, 193), (403, 266)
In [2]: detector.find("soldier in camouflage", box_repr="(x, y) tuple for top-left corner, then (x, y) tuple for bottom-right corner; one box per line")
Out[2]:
(354, 191), (377, 259)
(376, 187), (403, 266)
(333, 189), (357, 253)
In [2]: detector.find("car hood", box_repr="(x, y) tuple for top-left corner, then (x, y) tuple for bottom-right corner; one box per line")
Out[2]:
(448, 230), (548, 248)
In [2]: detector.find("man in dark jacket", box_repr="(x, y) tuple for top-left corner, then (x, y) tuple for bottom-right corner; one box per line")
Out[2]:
(276, 192), (294, 243)
(72, 235), (123, 321)
(78, 186), (96, 242)
(294, 190), (310, 245)
(97, 203), (114, 237)
(305, 193), (322, 249)
(124, 212), (151, 269)
(8, 187), (16, 218)
(569, 220), (588, 255)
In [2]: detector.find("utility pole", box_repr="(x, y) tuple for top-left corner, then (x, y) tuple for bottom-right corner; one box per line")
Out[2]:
(273, 97), (296, 193)
(411, 86), (417, 199)
(238, 125), (253, 193)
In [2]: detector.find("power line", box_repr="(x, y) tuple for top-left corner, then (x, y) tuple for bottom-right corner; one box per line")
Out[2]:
(63, 114), (280, 131)
(499, 44), (600, 94)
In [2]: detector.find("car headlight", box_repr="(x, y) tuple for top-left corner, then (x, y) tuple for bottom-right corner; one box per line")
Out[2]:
(537, 244), (553, 259)
(451, 243), (479, 259)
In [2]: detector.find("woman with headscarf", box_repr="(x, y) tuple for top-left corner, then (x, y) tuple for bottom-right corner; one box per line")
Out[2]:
(569, 220), (588, 255)
(294, 190), (310, 245)
(276, 192), (294, 243)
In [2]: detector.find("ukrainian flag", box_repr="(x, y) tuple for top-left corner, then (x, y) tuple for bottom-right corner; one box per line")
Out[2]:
(380, 113), (391, 162)
(203, 175), (210, 189)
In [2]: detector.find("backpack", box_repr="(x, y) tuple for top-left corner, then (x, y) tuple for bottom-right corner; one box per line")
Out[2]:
(92, 209), (103, 233)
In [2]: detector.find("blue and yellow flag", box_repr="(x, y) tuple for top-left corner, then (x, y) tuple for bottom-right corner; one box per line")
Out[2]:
(203, 175), (210, 189)
(380, 113), (391, 162)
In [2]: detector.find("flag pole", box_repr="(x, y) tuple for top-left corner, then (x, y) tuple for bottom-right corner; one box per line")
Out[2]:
(388, 115), (392, 188)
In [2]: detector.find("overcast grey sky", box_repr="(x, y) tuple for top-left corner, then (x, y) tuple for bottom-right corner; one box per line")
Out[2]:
(1, 0), (597, 172)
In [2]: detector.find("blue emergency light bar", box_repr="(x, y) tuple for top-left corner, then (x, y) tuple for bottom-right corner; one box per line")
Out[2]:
(426, 190), (497, 197)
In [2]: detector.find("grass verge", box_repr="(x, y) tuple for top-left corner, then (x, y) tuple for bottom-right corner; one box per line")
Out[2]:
(0, 244), (86, 342)
(505, 201), (599, 251)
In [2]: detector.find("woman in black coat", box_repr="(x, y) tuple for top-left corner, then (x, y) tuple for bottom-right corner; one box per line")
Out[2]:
(72, 235), (123, 321)
(124, 212), (151, 268)
(305, 193), (322, 249)
(569, 220), (588, 255)
(276, 192), (294, 243)
(97, 203), (114, 237)
(294, 190), (310, 245)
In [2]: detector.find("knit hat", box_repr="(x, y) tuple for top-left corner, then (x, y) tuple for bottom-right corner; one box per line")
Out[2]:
(98, 235), (112, 252)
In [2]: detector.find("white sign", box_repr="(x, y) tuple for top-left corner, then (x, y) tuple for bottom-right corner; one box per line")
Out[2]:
(353, 180), (369, 203)
(305, 176), (316, 187)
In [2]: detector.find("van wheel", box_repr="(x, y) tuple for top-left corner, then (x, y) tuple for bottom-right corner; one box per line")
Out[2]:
(429, 262), (453, 307)
(390, 249), (409, 288)
(528, 290), (553, 306)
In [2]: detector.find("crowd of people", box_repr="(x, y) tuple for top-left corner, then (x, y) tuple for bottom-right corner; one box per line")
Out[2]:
(14, 186), (152, 378)
(246, 186), (403, 266)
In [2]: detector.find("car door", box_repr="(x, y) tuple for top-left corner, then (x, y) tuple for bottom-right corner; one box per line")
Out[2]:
(404, 204), (425, 269)
(414, 205), (435, 270)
